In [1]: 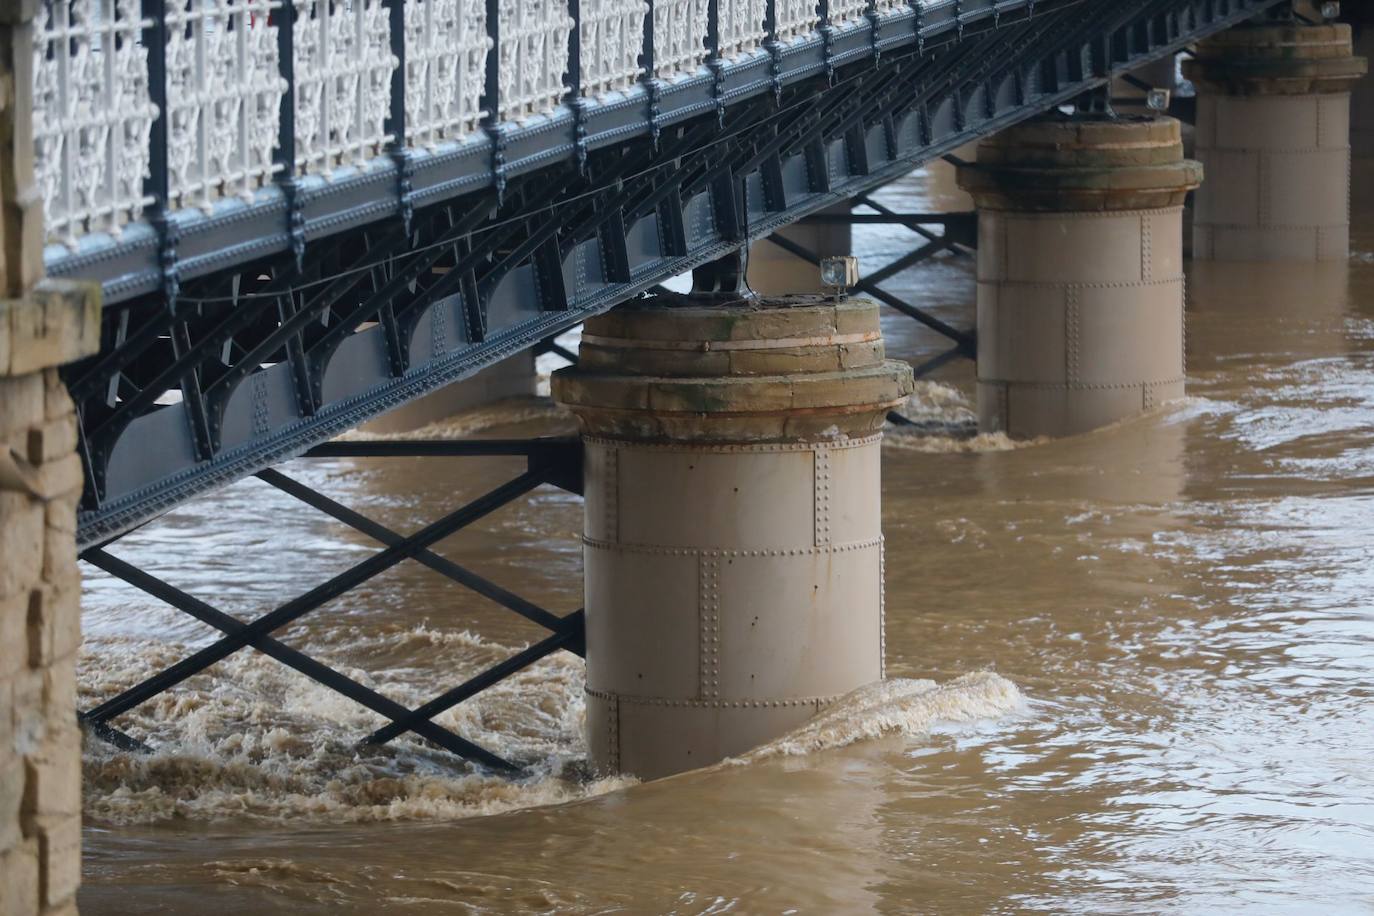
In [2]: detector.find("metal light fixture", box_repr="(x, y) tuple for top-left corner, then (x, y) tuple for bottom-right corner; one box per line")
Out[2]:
(820, 255), (859, 300)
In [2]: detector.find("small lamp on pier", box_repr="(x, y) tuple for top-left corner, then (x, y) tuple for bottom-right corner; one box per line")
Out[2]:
(820, 255), (859, 302)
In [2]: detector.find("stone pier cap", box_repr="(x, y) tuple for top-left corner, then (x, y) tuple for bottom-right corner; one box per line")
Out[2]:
(956, 114), (1203, 211)
(552, 294), (914, 442)
(1182, 23), (1367, 96)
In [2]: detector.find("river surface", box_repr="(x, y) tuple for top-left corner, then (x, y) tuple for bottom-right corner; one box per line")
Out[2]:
(76, 159), (1374, 913)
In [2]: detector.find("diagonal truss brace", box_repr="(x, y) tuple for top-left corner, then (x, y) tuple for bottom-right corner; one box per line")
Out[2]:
(770, 193), (980, 426)
(78, 438), (585, 774)
(765, 228), (977, 358)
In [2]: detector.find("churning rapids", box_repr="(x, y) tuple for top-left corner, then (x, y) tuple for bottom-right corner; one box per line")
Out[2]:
(75, 161), (1374, 912)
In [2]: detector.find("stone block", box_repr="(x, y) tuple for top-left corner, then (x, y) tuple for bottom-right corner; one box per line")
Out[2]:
(40, 656), (75, 732)
(21, 726), (80, 821)
(0, 590), (28, 680)
(647, 378), (795, 415)
(0, 837), (40, 914)
(24, 415), (75, 466)
(727, 345), (843, 376)
(42, 492), (75, 536)
(551, 373), (651, 411)
(0, 296), (8, 379)
(0, 677), (14, 762)
(44, 898), (79, 916)
(837, 340), (884, 370)
(0, 1), (42, 26)
(0, 491), (42, 600)
(0, 373), (42, 438)
(0, 755), (22, 852)
(41, 518), (76, 585)
(0, 188), (47, 304)
(4, 281), (101, 376)
(10, 668), (46, 756)
(832, 301), (881, 336)
(42, 370), (72, 422)
(26, 453), (83, 503)
(27, 586), (80, 668)
(32, 812), (79, 907)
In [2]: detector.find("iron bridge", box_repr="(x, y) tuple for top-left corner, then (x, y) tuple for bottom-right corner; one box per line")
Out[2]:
(36, 0), (1288, 548)
(31, 0), (1303, 769)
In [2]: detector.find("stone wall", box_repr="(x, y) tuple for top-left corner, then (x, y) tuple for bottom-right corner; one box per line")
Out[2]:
(0, 285), (97, 916)
(2, 3), (100, 913)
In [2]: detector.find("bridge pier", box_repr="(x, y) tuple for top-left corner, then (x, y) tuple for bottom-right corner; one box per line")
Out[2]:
(1185, 22), (1367, 261)
(958, 116), (1200, 438)
(2, 5), (99, 905)
(552, 293), (912, 779)
(362, 352), (538, 434)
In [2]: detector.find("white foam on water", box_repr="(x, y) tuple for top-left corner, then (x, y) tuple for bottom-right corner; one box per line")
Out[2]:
(82, 626), (1023, 825)
(883, 381), (1037, 452)
(896, 380), (979, 424)
(335, 397), (571, 442)
(737, 672), (1025, 762)
(882, 383), (1229, 453)
(883, 429), (1034, 453)
(79, 630), (634, 826)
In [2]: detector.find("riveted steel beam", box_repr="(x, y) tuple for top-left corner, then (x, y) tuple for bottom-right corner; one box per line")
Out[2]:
(67, 0), (1286, 546)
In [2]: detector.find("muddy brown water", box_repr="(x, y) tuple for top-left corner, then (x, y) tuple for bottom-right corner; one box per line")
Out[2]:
(76, 160), (1374, 913)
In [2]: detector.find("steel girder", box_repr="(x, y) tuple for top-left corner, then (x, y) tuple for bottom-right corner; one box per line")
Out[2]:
(81, 439), (586, 771)
(65, 0), (1284, 548)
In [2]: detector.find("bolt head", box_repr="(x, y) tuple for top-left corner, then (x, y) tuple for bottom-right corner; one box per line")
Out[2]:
(1146, 88), (1171, 112)
(1321, 1), (1340, 20)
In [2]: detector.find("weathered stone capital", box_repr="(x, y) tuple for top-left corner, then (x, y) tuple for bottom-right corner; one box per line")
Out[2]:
(1182, 23), (1368, 95)
(552, 295), (913, 443)
(0, 0), (40, 26)
(957, 115), (1202, 212)
(1, 280), (101, 378)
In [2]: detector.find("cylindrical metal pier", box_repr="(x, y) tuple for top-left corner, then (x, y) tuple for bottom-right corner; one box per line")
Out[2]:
(957, 115), (1201, 438)
(553, 295), (912, 779)
(1185, 23), (1367, 261)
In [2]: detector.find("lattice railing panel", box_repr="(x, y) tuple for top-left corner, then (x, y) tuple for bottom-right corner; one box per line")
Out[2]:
(32, 0), (158, 247)
(718, 0), (766, 59)
(404, 0), (491, 148)
(165, 0), (288, 213)
(775, 0), (819, 43)
(829, 0), (871, 25)
(652, 0), (708, 79)
(581, 0), (648, 97)
(496, 0), (574, 122)
(293, 0), (398, 175)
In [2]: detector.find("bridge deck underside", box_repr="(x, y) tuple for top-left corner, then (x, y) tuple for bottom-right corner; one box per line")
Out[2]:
(64, 0), (1282, 547)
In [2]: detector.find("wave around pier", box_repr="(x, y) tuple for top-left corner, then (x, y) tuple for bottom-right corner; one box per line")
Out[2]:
(79, 628), (1022, 826)
(738, 672), (1024, 763)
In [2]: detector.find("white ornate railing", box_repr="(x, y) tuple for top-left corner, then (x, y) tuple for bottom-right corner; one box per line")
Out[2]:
(31, 0), (894, 250)
(828, 0), (905, 26)
(652, 0), (709, 79)
(292, 0), (399, 175)
(717, 0), (766, 59)
(496, 0), (574, 122)
(32, 0), (158, 248)
(828, 0), (869, 25)
(165, 0), (287, 212)
(404, 0), (490, 148)
(580, 0), (648, 97)
(774, 0), (818, 43)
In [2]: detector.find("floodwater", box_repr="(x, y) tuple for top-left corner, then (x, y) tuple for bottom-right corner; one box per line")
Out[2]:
(76, 158), (1374, 914)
